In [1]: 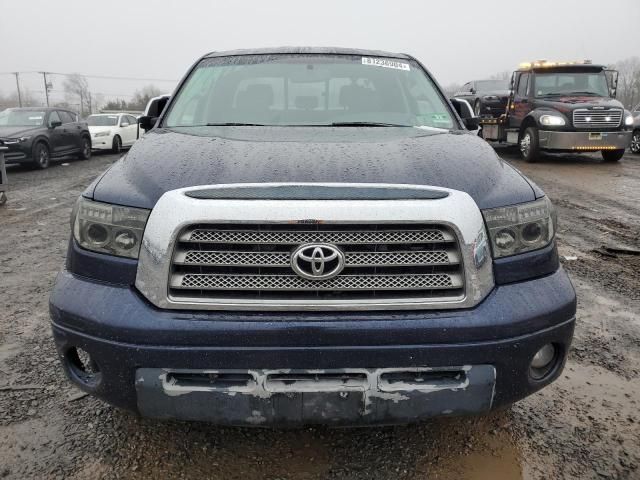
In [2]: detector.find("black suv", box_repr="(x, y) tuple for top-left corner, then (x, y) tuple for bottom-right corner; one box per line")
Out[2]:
(0, 107), (91, 169)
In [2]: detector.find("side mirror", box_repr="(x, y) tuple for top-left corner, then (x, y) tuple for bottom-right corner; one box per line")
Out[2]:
(450, 98), (479, 130)
(121, 122), (130, 127)
(138, 116), (157, 131)
(141, 94), (171, 132)
(50, 120), (62, 129)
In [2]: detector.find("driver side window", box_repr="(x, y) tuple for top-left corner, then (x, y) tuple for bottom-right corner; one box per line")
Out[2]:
(48, 111), (61, 127)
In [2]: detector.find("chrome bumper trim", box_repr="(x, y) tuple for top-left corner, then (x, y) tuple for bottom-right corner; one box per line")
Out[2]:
(538, 130), (632, 150)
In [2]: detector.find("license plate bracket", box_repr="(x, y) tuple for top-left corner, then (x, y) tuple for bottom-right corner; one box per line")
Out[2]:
(589, 132), (603, 141)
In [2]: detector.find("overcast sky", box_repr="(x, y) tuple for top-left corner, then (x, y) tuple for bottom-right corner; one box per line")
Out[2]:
(1, 0), (638, 106)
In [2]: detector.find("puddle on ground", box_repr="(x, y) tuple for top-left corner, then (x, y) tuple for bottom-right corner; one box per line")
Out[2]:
(426, 429), (524, 480)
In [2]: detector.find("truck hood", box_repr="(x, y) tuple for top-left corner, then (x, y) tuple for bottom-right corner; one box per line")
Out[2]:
(0, 125), (41, 139)
(535, 95), (624, 112)
(89, 126), (539, 210)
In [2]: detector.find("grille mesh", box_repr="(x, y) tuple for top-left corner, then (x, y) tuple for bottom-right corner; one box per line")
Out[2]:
(170, 224), (464, 305)
(175, 273), (459, 291)
(180, 250), (454, 267)
(573, 109), (622, 128)
(185, 229), (449, 244)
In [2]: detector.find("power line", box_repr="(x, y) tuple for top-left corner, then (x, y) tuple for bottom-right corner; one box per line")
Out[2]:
(0, 70), (177, 82)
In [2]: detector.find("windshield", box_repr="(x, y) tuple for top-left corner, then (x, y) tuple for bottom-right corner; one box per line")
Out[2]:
(475, 80), (508, 92)
(87, 115), (119, 126)
(165, 54), (456, 129)
(0, 109), (45, 127)
(533, 71), (610, 97)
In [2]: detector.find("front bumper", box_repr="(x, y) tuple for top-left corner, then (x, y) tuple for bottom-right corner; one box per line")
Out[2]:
(1, 143), (31, 163)
(91, 134), (114, 150)
(50, 268), (576, 426)
(539, 130), (632, 151)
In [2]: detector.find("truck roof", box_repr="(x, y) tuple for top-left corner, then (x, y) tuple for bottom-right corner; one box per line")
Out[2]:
(204, 46), (411, 59)
(516, 61), (606, 72)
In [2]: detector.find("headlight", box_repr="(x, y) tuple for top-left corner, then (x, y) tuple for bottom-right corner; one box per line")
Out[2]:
(482, 95), (498, 101)
(94, 131), (111, 137)
(482, 197), (555, 258)
(540, 115), (566, 126)
(3, 136), (30, 145)
(72, 197), (150, 259)
(625, 114), (634, 126)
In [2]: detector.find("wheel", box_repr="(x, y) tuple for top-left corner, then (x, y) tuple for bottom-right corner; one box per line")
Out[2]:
(31, 142), (50, 169)
(631, 130), (640, 155)
(78, 136), (92, 160)
(519, 126), (540, 163)
(474, 99), (482, 117)
(601, 149), (625, 162)
(111, 135), (122, 154)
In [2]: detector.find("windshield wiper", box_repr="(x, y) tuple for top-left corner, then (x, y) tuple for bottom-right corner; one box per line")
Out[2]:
(327, 121), (412, 127)
(204, 122), (267, 126)
(565, 91), (601, 96)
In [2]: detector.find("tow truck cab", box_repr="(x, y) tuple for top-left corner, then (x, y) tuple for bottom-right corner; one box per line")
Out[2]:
(480, 61), (634, 162)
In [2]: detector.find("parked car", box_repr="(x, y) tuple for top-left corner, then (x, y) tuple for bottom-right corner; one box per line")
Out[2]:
(50, 47), (576, 426)
(0, 107), (91, 169)
(0, 143), (7, 205)
(454, 79), (510, 117)
(87, 113), (140, 153)
(631, 102), (640, 154)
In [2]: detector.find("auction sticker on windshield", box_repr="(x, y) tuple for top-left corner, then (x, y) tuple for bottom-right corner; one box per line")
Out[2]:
(362, 57), (410, 71)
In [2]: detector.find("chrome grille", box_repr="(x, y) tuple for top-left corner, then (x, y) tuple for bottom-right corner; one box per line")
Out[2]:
(573, 108), (622, 129)
(169, 224), (465, 304)
(173, 273), (460, 291)
(184, 228), (450, 244)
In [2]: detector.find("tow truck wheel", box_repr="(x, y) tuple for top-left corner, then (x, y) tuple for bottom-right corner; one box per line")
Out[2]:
(520, 127), (540, 163)
(601, 149), (625, 162)
(630, 130), (640, 155)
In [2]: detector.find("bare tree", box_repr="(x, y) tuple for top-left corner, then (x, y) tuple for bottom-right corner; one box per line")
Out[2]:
(129, 85), (163, 110)
(612, 57), (640, 109)
(63, 74), (92, 117)
(490, 71), (512, 81)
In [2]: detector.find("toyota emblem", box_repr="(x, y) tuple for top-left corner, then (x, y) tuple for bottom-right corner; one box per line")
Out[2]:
(291, 244), (345, 281)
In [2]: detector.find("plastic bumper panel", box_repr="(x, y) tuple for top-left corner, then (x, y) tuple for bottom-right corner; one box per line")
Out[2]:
(135, 366), (496, 426)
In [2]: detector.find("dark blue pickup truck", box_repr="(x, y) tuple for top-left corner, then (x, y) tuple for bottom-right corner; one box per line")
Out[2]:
(49, 47), (576, 426)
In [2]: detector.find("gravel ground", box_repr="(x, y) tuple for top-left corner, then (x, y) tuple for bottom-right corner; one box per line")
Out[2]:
(0, 148), (639, 480)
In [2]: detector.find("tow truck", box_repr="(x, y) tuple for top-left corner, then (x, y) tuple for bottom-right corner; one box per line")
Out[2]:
(479, 60), (634, 162)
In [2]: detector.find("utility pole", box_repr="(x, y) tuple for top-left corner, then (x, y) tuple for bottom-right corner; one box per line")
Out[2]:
(13, 73), (22, 107)
(40, 72), (50, 106)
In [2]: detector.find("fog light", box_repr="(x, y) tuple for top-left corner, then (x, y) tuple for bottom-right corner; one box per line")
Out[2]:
(65, 346), (101, 388)
(530, 343), (557, 380)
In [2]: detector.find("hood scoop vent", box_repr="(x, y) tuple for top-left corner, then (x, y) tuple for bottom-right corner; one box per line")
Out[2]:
(185, 183), (449, 201)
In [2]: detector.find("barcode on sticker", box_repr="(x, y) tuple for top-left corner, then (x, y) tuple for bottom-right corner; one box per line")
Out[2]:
(362, 57), (410, 71)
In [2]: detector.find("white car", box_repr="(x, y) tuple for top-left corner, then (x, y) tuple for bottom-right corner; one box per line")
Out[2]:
(87, 113), (139, 153)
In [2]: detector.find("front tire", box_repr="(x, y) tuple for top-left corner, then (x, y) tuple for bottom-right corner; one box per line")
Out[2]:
(31, 142), (50, 169)
(78, 136), (91, 160)
(520, 126), (540, 163)
(111, 135), (122, 154)
(630, 130), (640, 155)
(601, 149), (625, 162)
